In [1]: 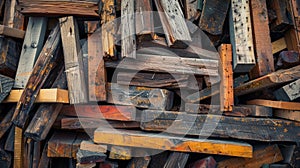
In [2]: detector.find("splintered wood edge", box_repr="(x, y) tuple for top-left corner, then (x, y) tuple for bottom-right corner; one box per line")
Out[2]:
(3, 88), (69, 103)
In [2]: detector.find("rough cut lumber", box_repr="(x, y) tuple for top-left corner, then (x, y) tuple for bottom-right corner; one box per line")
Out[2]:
(274, 110), (300, 122)
(163, 152), (189, 168)
(127, 156), (151, 168)
(187, 156), (216, 168)
(12, 24), (62, 128)
(154, 0), (192, 48)
(87, 21), (106, 102)
(76, 149), (106, 164)
(107, 83), (174, 110)
(32, 141), (41, 168)
(199, 0), (230, 35)
(14, 17), (47, 88)
(14, 127), (23, 168)
(0, 75), (14, 102)
(229, 0), (256, 72)
(288, 0), (300, 52)
(80, 141), (107, 153)
(219, 44), (233, 112)
(235, 65), (300, 96)
(272, 38), (287, 54)
(61, 105), (136, 121)
(4, 88), (69, 103)
(247, 99), (300, 110)
(135, 0), (154, 40)
(109, 146), (132, 160)
(140, 110), (300, 142)
(250, 0), (274, 78)
(274, 79), (300, 101)
(217, 145), (283, 168)
(285, 28), (300, 52)
(4, 126), (15, 152)
(0, 24), (25, 39)
(94, 128), (253, 158)
(105, 54), (219, 76)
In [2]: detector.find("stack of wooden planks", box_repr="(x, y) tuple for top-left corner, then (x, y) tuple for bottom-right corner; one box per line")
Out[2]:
(0, 0), (299, 167)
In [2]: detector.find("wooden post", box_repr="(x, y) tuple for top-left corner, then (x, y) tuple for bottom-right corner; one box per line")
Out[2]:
(14, 17), (48, 88)
(59, 16), (88, 104)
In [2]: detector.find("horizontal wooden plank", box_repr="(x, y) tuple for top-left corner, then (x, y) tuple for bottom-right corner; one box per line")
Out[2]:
(0, 24), (25, 39)
(94, 128), (253, 158)
(274, 110), (300, 122)
(247, 99), (300, 110)
(3, 89), (69, 103)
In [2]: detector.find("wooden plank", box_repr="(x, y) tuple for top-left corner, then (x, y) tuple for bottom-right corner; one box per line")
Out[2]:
(47, 131), (77, 158)
(14, 127), (23, 168)
(287, 0), (300, 53)
(87, 21), (106, 102)
(99, 161), (118, 168)
(274, 79), (300, 101)
(135, 0), (154, 40)
(154, 0), (192, 48)
(203, 76), (220, 88)
(109, 146), (132, 160)
(94, 128), (253, 158)
(235, 65), (300, 96)
(284, 28), (300, 52)
(199, 0), (230, 35)
(59, 16), (88, 104)
(76, 163), (96, 168)
(12, 24), (62, 128)
(250, 0), (274, 78)
(80, 141), (107, 153)
(140, 110), (300, 142)
(229, 0), (256, 72)
(276, 51), (300, 69)
(14, 17), (47, 88)
(32, 141), (41, 168)
(219, 44), (233, 112)
(4, 88), (69, 103)
(184, 86), (219, 103)
(38, 144), (50, 168)
(247, 99), (300, 110)
(269, 0), (292, 32)
(3, 0), (16, 28)
(76, 149), (106, 164)
(4, 126), (15, 152)
(0, 75), (14, 102)
(0, 24), (25, 39)
(163, 152), (189, 168)
(61, 105), (136, 121)
(127, 156), (151, 168)
(272, 38), (287, 54)
(0, 106), (15, 140)
(107, 83), (174, 110)
(187, 156), (216, 168)
(273, 110), (300, 122)
(217, 145), (283, 168)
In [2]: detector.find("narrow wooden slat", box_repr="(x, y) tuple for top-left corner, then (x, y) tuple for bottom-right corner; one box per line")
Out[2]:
(0, 106), (15, 140)
(80, 141), (107, 153)
(38, 144), (49, 168)
(32, 141), (41, 168)
(247, 99), (300, 110)
(76, 149), (106, 164)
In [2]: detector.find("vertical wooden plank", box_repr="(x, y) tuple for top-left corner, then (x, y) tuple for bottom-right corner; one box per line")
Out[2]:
(121, 0), (136, 58)
(14, 17), (48, 88)
(87, 21), (106, 102)
(219, 44), (233, 112)
(38, 144), (49, 168)
(59, 16), (88, 104)
(135, 0), (154, 40)
(249, 0), (274, 78)
(32, 141), (41, 168)
(230, 0), (256, 72)
(3, 0), (16, 28)
(14, 127), (23, 168)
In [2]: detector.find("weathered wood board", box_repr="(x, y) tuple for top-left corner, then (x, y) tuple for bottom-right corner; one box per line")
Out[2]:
(135, 0), (154, 40)
(272, 38), (287, 54)
(247, 99), (300, 110)
(109, 146), (132, 160)
(274, 110), (300, 122)
(163, 152), (189, 168)
(0, 75), (14, 102)
(80, 141), (107, 153)
(0, 24), (25, 39)
(274, 79), (300, 101)
(76, 149), (106, 164)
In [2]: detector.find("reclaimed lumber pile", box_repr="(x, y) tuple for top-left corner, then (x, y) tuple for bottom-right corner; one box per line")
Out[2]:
(0, 0), (298, 167)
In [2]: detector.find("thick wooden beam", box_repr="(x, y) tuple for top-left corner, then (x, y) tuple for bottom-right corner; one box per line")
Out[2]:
(140, 110), (300, 142)
(14, 17), (47, 88)
(164, 152), (189, 168)
(59, 16), (87, 104)
(230, 0), (256, 72)
(135, 0), (154, 40)
(247, 99), (300, 110)
(274, 79), (300, 101)
(235, 65), (300, 96)
(94, 128), (253, 158)
(250, 0), (274, 78)
(274, 109), (300, 122)
(109, 146), (132, 160)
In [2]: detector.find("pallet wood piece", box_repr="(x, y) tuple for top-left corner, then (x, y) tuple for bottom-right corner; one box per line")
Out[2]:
(4, 88), (69, 103)
(164, 152), (189, 168)
(107, 83), (174, 110)
(135, 0), (154, 40)
(217, 145), (283, 168)
(106, 54), (219, 76)
(276, 51), (300, 69)
(272, 38), (287, 54)
(121, 0), (136, 59)
(274, 79), (300, 101)
(12, 24), (62, 128)
(247, 99), (300, 110)
(229, 0), (256, 72)
(0, 75), (14, 102)
(235, 65), (300, 96)
(199, 0), (230, 35)
(127, 156), (151, 168)
(59, 16), (88, 104)
(154, 0), (192, 48)
(109, 146), (132, 160)
(187, 156), (216, 168)
(87, 21), (107, 102)
(76, 163), (96, 168)
(38, 144), (50, 168)
(219, 44), (233, 112)
(80, 141), (107, 153)
(0, 106), (15, 140)
(140, 110), (300, 142)
(18, 1), (99, 17)
(0, 24), (25, 39)
(269, 0), (292, 32)
(250, 0), (274, 78)
(94, 128), (253, 158)
(100, 0), (117, 58)
(76, 149), (106, 164)
(99, 161), (118, 168)
(14, 17), (47, 88)
(274, 110), (300, 122)
(61, 105), (136, 121)
(14, 127), (23, 168)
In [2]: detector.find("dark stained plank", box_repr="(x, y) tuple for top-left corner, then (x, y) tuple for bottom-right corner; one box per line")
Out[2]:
(38, 144), (50, 168)
(4, 126), (14, 152)
(80, 140), (107, 153)
(163, 152), (189, 168)
(32, 141), (41, 168)
(0, 148), (11, 168)
(184, 85), (219, 103)
(99, 161), (118, 168)
(269, 0), (292, 32)
(0, 75), (14, 102)
(0, 106), (15, 140)
(274, 79), (300, 101)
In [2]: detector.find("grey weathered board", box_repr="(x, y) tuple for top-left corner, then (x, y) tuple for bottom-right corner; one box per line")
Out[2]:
(14, 17), (47, 88)
(0, 75), (14, 102)
(229, 0), (256, 72)
(274, 79), (300, 101)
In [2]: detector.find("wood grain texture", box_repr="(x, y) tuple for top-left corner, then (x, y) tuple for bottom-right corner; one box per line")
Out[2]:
(76, 149), (106, 164)
(109, 146), (132, 160)
(59, 16), (88, 104)
(0, 75), (14, 102)
(135, 0), (154, 40)
(274, 109), (300, 122)
(14, 127), (23, 168)
(272, 38), (287, 54)
(247, 99), (300, 110)
(164, 152), (189, 168)
(94, 128), (253, 158)
(0, 24), (25, 39)
(80, 141), (107, 153)
(274, 79), (300, 101)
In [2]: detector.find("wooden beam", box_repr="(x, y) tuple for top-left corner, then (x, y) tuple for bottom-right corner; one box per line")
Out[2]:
(184, 86), (219, 103)
(229, 0), (256, 72)
(274, 109), (300, 122)
(59, 16), (88, 104)
(109, 146), (131, 160)
(135, 0), (154, 40)
(274, 79), (300, 101)
(219, 44), (233, 112)
(247, 99), (300, 110)
(164, 152), (189, 168)
(0, 24), (25, 39)
(0, 106), (15, 140)
(94, 128), (253, 158)
(14, 17), (47, 88)
(235, 65), (300, 96)
(272, 38), (287, 54)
